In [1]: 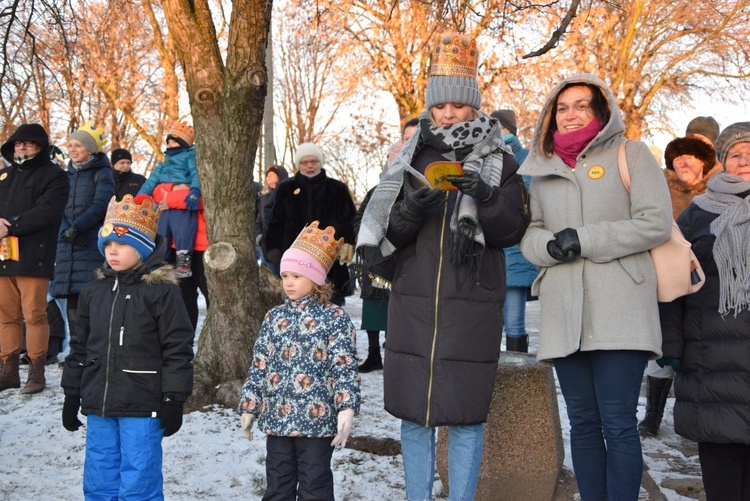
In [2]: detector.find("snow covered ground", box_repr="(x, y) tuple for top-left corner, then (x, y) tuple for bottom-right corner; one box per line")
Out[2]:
(0, 292), (702, 500)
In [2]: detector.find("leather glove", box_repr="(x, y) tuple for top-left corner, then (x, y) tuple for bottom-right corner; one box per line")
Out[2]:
(62, 396), (83, 432)
(554, 228), (581, 256)
(267, 248), (282, 264)
(331, 408), (355, 448)
(62, 226), (87, 247)
(400, 186), (444, 222)
(656, 357), (682, 372)
(445, 171), (494, 202)
(184, 188), (201, 211)
(159, 400), (184, 437)
(240, 413), (255, 441)
(547, 240), (577, 263)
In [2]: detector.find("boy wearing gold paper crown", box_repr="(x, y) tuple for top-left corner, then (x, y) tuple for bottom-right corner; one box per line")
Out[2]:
(61, 194), (195, 500)
(238, 221), (360, 500)
(138, 121), (200, 278)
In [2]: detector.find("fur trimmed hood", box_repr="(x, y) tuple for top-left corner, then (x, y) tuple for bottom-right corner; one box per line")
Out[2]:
(95, 264), (178, 285)
(664, 136), (716, 175)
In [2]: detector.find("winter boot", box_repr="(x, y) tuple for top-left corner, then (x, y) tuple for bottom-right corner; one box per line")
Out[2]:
(175, 251), (193, 278)
(506, 334), (529, 353)
(638, 376), (673, 436)
(358, 330), (383, 373)
(20, 355), (46, 394)
(0, 354), (21, 392)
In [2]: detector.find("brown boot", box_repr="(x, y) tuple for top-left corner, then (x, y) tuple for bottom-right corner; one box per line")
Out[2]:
(21, 356), (46, 394)
(0, 354), (21, 392)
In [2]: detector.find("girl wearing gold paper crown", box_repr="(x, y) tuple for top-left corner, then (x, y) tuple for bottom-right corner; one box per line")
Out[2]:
(238, 221), (360, 501)
(356, 32), (529, 500)
(61, 194), (195, 500)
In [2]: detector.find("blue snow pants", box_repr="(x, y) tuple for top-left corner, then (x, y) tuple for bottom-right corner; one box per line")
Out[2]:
(84, 415), (164, 501)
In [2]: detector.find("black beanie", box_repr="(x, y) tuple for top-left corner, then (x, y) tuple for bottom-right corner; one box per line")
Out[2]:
(664, 137), (716, 175)
(110, 148), (132, 165)
(490, 109), (518, 136)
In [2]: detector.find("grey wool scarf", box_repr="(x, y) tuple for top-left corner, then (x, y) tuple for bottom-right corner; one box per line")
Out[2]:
(693, 172), (750, 316)
(356, 109), (509, 274)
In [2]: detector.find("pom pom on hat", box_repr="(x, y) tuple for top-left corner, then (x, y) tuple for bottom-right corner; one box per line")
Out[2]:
(167, 121), (195, 148)
(280, 221), (343, 286)
(294, 143), (324, 169)
(69, 121), (107, 154)
(98, 195), (160, 261)
(425, 32), (481, 110)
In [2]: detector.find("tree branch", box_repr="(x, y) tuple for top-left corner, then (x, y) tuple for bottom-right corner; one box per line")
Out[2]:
(523, 0), (580, 58)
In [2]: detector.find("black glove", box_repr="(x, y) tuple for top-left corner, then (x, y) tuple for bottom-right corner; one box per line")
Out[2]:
(554, 228), (581, 256)
(400, 186), (444, 222)
(62, 226), (87, 247)
(547, 240), (578, 263)
(445, 171), (494, 202)
(62, 396), (83, 432)
(266, 248), (282, 264)
(160, 400), (184, 437)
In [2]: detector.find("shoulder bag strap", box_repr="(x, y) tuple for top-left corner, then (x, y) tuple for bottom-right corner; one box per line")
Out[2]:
(617, 140), (631, 193)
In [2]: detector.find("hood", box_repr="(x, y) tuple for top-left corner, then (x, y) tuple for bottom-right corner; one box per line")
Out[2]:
(1, 124), (51, 164)
(97, 235), (178, 285)
(523, 73), (624, 174)
(266, 164), (289, 182)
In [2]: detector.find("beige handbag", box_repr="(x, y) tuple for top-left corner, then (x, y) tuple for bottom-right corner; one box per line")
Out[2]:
(617, 141), (705, 302)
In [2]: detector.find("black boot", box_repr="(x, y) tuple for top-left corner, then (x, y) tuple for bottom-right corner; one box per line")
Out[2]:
(638, 376), (673, 436)
(506, 335), (529, 353)
(359, 330), (383, 373)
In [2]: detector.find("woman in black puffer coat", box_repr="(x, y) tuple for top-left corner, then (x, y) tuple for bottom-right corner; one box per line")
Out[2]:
(659, 122), (750, 501)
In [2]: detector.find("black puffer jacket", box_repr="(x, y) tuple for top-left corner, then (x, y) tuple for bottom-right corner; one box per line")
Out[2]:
(0, 124), (69, 278)
(264, 169), (356, 295)
(384, 145), (529, 427)
(61, 237), (195, 416)
(660, 195), (750, 444)
(113, 169), (146, 199)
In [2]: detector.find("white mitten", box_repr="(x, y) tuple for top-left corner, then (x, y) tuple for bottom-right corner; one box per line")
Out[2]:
(330, 408), (355, 448)
(240, 413), (256, 441)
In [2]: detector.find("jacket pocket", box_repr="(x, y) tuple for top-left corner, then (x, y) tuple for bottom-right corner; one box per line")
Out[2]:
(114, 357), (163, 410)
(618, 253), (647, 284)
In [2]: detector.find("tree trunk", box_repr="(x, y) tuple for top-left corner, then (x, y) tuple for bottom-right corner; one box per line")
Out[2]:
(264, 23), (276, 167)
(161, 0), (278, 410)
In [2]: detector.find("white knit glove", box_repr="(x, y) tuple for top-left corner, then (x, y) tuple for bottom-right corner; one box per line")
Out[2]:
(240, 413), (255, 441)
(330, 408), (355, 448)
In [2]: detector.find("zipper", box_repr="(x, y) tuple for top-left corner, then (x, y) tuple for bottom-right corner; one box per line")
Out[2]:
(102, 275), (120, 416)
(425, 194), (448, 426)
(118, 295), (130, 346)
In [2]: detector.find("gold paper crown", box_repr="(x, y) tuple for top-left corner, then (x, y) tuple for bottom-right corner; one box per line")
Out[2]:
(77, 120), (107, 151)
(168, 121), (195, 146)
(429, 32), (479, 79)
(290, 221), (344, 272)
(101, 195), (160, 241)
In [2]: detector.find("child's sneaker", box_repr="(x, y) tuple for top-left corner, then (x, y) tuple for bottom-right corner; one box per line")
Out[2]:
(175, 251), (193, 278)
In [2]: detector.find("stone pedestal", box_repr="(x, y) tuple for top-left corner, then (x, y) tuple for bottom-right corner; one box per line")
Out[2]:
(436, 352), (564, 501)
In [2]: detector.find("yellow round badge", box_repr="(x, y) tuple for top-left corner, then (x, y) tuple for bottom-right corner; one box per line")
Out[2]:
(0, 172), (7, 181)
(293, 188), (301, 195)
(588, 165), (605, 180)
(100, 222), (114, 237)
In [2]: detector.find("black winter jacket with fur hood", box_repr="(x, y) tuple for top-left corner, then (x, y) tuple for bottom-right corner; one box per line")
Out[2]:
(62, 237), (195, 417)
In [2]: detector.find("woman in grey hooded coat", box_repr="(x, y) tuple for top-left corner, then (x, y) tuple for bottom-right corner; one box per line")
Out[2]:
(519, 73), (672, 500)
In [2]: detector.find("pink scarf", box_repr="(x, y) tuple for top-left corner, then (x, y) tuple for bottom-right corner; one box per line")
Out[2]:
(553, 118), (603, 167)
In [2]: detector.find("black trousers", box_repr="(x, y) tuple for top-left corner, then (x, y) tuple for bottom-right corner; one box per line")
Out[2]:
(168, 250), (209, 331)
(699, 442), (750, 501)
(262, 436), (334, 501)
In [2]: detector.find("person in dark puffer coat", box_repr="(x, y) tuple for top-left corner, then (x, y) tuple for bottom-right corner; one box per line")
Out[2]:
(51, 122), (115, 346)
(659, 121), (750, 501)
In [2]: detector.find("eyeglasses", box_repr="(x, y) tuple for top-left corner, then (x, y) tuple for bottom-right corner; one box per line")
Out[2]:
(14, 141), (37, 148)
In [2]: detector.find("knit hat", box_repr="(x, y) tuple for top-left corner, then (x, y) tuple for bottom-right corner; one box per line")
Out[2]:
(69, 121), (106, 154)
(714, 121), (750, 167)
(425, 32), (481, 110)
(664, 136), (716, 175)
(685, 116), (720, 144)
(294, 143), (324, 169)
(110, 148), (132, 165)
(98, 194), (160, 261)
(280, 221), (343, 286)
(490, 109), (517, 136)
(167, 121), (195, 148)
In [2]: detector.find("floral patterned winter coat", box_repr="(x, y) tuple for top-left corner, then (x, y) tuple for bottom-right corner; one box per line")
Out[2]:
(238, 296), (360, 437)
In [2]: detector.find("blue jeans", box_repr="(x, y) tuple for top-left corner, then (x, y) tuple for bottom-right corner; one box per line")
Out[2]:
(84, 415), (164, 501)
(554, 350), (648, 501)
(401, 420), (484, 501)
(503, 286), (528, 338)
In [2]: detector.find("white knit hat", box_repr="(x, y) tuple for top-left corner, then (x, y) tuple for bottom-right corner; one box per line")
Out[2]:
(294, 143), (324, 169)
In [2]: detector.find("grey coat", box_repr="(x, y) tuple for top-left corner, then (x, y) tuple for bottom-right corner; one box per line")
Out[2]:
(518, 73), (673, 361)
